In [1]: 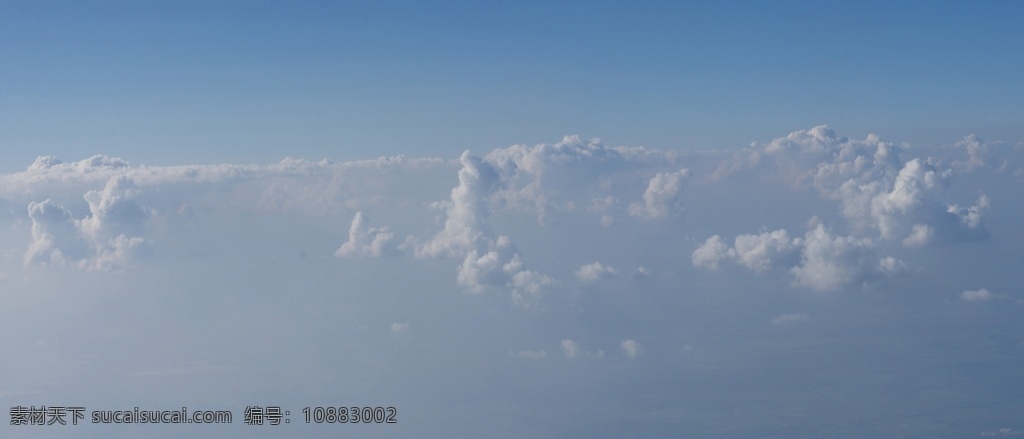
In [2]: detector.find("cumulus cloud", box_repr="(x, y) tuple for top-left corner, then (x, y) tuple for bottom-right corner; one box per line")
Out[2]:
(692, 235), (731, 270)
(693, 126), (1004, 291)
(620, 339), (643, 358)
(790, 224), (891, 291)
(561, 339), (581, 359)
(24, 176), (149, 271)
(483, 135), (681, 223)
(575, 261), (617, 283)
(457, 236), (552, 306)
(692, 229), (800, 274)
(335, 211), (397, 258)
(862, 158), (989, 243)
(416, 152), (551, 306)
(628, 168), (689, 220)
(80, 176), (148, 242)
(732, 229), (800, 272)
(712, 126), (990, 247)
(5, 128), (1008, 300)
(694, 223), (905, 292)
(956, 134), (989, 170)
(559, 339), (604, 358)
(417, 152), (500, 259)
(961, 288), (995, 302)
(24, 199), (90, 266)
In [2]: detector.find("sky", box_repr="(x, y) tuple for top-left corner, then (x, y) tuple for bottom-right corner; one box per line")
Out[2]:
(2, 1), (1024, 438)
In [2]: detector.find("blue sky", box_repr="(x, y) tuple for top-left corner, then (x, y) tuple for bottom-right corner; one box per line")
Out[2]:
(3, 2), (1024, 438)
(3, 1), (1023, 168)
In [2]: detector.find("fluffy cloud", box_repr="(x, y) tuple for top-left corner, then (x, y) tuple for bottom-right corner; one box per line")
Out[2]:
(955, 134), (989, 170)
(961, 288), (994, 302)
(575, 261), (617, 283)
(863, 159), (989, 243)
(692, 229), (800, 275)
(24, 199), (90, 266)
(561, 339), (581, 359)
(694, 126), (1001, 292)
(559, 339), (605, 359)
(620, 339), (643, 358)
(732, 229), (800, 272)
(24, 176), (149, 271)
(713, 126), (990, 247)
(476, 135), (694, 228)
(416, 152), (551, 306)
(628, 168), (689, 220)
(790, 224), (896, 292)
(5, 128), (1010, 301)
(691, 235), (731, 270)
(694, 224), (905, 292)
(335, 212), (397, 258)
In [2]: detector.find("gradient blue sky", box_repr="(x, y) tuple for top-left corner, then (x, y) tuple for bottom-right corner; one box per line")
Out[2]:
(3, 1), (1022, 168)
(3, 3), (1024, 438)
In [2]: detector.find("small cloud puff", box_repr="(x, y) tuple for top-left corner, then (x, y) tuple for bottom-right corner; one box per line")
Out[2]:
(561, 339), (581, 358)
(575, 261), (617, 283)
(631, 266), (650, 280)
(335, 211), (397, 258)
(620, 339), (643, 358)
(390, 322), (409, 333)
(961, 288), (997, 302)
(560, 339), (605, 359)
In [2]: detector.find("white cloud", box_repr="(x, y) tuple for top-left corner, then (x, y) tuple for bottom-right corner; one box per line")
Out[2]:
(417, 151), (500, 259)
(696, 223), (905, 292)
(732, 229), (799, 272)
(770, 313), (810, 326)
(575, 261), (617, 283)
(790, 224), (886, 292)
(692, 235), (731, 270)
(878, 256), (909, 276)
(628, 168), (689, 220)
(561, 339), (581, 359)
(24, 176), (149, 271)
(483, 135), (681, 223)
(961, 288), (995, 302)
(620, 339), (643, 358)
(335, 211), (397, 258)
(559, 339), (606, 358)
(415, 152), (552, 306)
(902, 224), (935, 247)
(711, 127), (990, 248)
(390, 322), (409, 333)
(956, 134), (989, 170)
(24, 199), (90, 266)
